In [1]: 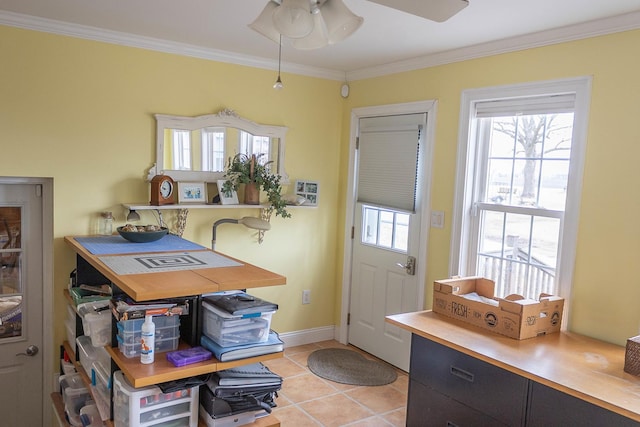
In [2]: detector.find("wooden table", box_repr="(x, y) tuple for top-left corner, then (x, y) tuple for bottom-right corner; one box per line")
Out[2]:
(64, 235), (286, 301)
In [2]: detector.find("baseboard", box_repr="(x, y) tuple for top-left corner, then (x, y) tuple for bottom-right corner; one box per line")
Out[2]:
(278, 326), (337, 348)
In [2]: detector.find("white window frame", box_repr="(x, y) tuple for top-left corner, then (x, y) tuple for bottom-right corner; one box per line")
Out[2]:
(239, 130), (271, 163)
(201, 127), (225, 172)
(450, 77), (592, 322)
(171, 129), (191, 170)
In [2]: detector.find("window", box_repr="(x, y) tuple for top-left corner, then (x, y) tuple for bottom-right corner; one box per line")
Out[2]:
(171, 129), (191, 170)
(362, 206), (410, 252)
(240, 131), (271, 163)
(451, 78), (591, 301)
(201, 127), (225, 172)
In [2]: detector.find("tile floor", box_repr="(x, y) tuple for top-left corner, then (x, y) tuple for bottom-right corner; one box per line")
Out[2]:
(262, 340), (408, 427)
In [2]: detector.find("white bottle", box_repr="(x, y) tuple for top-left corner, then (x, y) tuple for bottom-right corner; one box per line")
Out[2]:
(140, 315), (155, 364)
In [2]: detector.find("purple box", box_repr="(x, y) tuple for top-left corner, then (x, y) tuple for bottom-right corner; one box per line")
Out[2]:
(166, 346), (213, 367)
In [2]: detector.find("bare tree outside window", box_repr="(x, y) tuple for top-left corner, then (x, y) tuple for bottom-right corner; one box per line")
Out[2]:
(477, 113), (574, 298)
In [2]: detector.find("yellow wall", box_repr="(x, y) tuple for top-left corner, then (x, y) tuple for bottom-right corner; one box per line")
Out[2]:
(3, 22), (640, 375)
(341, 29), (640, 345)
(0, 25), (344, 365)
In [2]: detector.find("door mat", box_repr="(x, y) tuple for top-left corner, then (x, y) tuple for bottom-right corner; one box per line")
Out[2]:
(307, 348), (397, 386)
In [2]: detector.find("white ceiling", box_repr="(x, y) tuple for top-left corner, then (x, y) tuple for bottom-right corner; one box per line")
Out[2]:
(1, 0), (639, 80)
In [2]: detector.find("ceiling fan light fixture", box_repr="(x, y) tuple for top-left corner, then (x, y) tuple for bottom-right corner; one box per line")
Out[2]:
(273, 0), (314, 39)
(292, 8), (329, 50)
(248, 1), (281, 43)
(321, 0), (363, 44)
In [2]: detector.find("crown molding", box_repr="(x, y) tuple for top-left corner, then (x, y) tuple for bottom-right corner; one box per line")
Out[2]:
(1, 9), (639, 83)
(346, 10), (640, 81)
(0, 10), (345, 81)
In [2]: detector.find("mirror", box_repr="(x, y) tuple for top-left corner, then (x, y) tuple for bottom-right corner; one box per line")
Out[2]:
(151, 109), (288, 184)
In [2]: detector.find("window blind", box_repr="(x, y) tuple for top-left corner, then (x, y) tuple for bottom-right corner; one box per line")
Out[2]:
(474, 93), (576, 118)
(357, 114), (425, 212)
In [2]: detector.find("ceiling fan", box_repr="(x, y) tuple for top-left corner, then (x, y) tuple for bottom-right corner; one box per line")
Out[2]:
(250, 0), (469, 50)
(366, 0), (469, 23)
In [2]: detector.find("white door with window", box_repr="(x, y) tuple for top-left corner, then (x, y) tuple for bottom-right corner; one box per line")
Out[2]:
(451, 78), (591, 308)
(0, 178), (53, 427)
(345, 105), (435, 371)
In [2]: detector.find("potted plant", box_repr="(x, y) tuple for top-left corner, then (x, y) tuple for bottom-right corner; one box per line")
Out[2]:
(221, 153), (291, 218)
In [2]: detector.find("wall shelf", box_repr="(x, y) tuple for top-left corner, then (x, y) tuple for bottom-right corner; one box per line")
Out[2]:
(122, 203), (270, 211)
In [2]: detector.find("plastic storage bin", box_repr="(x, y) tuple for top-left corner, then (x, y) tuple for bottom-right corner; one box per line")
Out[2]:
(112, 371), (198, 427)
(66, 318), (77, 347)
(90, 359), (111, 420)
(201, 302), (274, 347)
(59, 372), (92, 426)
(76, 335), (110, 374)
(77, 300), (111, 347)
(79, 403), (104, 427)
(116, 315), (180, 358)
(67, 302), (77, 323)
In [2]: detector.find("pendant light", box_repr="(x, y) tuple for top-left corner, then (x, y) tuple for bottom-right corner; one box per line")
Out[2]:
(273, 35), (284, 90)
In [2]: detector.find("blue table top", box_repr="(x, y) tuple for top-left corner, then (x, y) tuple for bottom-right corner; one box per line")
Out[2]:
(75, 234), (206, 255)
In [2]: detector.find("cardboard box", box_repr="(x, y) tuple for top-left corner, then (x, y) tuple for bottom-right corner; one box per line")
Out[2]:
(432, 277), (564, 340)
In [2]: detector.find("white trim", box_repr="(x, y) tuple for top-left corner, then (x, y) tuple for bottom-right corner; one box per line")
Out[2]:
(450, 77), (592, 329)
(278, 326), (336, 348)
(339, 100), (436, 345)
(0, 11), (344, 81)
(1, 10), (638, 81)
(346, 11), (640, 80)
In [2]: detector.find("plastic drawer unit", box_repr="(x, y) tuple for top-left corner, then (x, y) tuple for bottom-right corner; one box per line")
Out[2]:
(113, 371), (199, 427)
(116, 315), (180, 358)
(201, 301), (274, 347)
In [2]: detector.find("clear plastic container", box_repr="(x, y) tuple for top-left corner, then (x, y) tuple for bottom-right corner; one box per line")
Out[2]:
(59, 373), (92, 426)
(116, 334), (179, 358)
(77, 300), (112, 347)
(201, 302), (273, 347)
(76, 335), (110, 374)
(116, 315), (180, 358)
(91, 360), (111, 420)
(112, 371), (198, 427)
(79, 403), (105, 427)
(65, 318), (77, 347)
(67, 302), (77, 324)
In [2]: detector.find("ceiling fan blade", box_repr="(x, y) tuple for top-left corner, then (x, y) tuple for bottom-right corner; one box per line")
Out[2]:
(366, 0), (469, 22)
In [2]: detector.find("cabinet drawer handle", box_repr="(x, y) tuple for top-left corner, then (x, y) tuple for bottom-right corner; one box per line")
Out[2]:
(446, 422), (460, 427)
(450, 365), (474, 382)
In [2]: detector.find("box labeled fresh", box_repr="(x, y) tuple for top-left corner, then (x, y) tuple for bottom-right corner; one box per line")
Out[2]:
(432, 276), (564, 340)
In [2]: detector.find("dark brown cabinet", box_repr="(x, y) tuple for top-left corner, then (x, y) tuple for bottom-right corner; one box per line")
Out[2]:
(527, 382), (639, 427)
(407, 333), (640, 427)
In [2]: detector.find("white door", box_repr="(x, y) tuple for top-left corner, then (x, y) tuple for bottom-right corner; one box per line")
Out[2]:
(0, 181), (48, 426)
(346, 106), (435, 371)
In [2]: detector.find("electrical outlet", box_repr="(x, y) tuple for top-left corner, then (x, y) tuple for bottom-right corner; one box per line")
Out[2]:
(302, 290), (311, 305)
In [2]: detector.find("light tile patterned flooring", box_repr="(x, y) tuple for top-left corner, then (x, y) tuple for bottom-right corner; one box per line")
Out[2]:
(262, 340), (408, 427)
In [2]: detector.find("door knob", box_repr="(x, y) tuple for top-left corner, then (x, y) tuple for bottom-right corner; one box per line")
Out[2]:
(396, 256), (416, 276)
(16, 345), (39, 357)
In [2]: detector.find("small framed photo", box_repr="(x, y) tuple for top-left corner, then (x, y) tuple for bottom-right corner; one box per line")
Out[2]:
(217, 180), (239, 205)
(295, 180), (319, 206)
(177, 182), (207, 204)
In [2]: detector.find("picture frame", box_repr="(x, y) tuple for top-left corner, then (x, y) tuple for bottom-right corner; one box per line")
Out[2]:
(217, 180), (239, 205)
(295, 180), (319, 206)
(177, 182), (207, 204)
